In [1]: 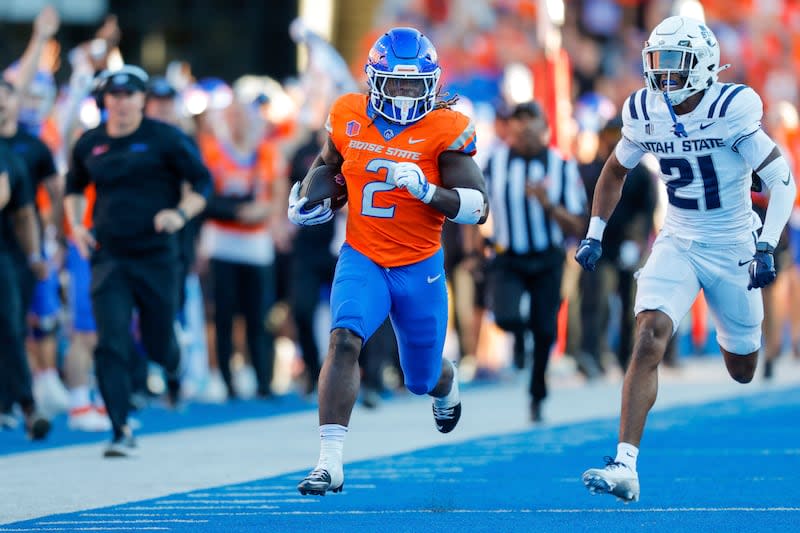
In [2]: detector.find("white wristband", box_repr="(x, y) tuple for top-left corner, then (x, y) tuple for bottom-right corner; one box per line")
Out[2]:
(448, 187), (486, 224)
(586, 216), (607, 241)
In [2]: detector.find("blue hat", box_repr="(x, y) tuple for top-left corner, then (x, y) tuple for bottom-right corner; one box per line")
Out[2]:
(104, 65), (149, 93)
(147, 76), (177, 98)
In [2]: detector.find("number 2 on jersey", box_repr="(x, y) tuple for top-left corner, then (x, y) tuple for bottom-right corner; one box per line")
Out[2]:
(362, 158), (397, 218)
(661, 155), (721, 210)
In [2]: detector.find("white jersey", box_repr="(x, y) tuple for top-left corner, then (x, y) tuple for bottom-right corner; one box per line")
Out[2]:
(616, 83), (763, 244)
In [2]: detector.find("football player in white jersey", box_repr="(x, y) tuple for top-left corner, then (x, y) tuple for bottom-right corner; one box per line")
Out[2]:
(574, 15), (797, 502)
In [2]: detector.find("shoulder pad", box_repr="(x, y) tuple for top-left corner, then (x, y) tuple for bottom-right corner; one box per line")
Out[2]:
(622, 88), (651, 124)
(327, 93), (365, 137)
(443, 112), (477, 155)
(705, 84), (762, 124)
(620, 89), (651, 144)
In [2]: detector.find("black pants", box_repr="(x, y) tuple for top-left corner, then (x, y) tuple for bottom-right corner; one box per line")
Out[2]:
(91, 250), (180, 437)
(289, 248), (336, 393)
(580, 260), (636, 371)
(211, 258), (275, 397)
(0, 253), (34, 413)
(490, 253), (564, 402)
(13, 255), (35, 336)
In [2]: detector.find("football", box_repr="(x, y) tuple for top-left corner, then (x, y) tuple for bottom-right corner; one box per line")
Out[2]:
(299, 164), (348, 211)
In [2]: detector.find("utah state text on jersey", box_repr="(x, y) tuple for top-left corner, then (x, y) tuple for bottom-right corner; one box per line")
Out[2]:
(640, 138), (725, 153)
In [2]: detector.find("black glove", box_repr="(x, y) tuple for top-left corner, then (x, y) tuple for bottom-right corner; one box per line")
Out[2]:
(748, 241), (776, 290)
(575, 238), (603, 272)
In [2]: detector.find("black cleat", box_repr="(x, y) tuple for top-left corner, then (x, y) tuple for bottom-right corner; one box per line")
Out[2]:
(530, 399), (542, 423)
(297, 468), (343, 496)
(25, 412), (51, 441)
(433, 401), (461, 433)
(103, 427), (138, 458)
(763, 359), (774, 380)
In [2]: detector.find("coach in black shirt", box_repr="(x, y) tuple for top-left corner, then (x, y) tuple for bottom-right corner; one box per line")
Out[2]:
(0, 143), (49, 439)
(483, 101), (587, 422)
(64, 65), (210, 457)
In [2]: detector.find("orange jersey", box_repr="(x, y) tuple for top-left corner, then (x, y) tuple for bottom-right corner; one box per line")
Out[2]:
(327, 93), (477, 267)
(36, 184), (51, 218)
(201, 136), (283, 233)
(39, 117), (62, 156)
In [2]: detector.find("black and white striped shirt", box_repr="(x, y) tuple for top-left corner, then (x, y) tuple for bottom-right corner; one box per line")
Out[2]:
(484, 145), (586, 255)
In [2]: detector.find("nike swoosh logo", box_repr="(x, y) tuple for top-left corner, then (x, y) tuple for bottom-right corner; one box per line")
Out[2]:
(408, 137), (426, 145)
(738, 259), (750, 266)
(782, 174), (792, 186)
(427, 274), (441, 283)
(699, 122), (715, 130)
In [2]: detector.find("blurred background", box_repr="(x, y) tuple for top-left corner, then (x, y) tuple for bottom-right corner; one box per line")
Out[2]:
(1, 0), (799, 431)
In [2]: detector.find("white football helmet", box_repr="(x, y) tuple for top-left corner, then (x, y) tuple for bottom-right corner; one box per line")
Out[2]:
(642, 16), (725, 106)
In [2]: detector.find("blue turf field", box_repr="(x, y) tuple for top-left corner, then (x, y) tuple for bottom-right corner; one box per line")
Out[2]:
(3, 387), (799, 532)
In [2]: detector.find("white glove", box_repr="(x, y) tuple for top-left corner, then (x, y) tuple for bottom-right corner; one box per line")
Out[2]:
(392, 162), (436, 204)
(287, 182), (334, 226)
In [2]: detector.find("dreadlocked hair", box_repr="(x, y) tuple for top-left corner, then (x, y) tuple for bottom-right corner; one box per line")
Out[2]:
(434, 90), (459, 110)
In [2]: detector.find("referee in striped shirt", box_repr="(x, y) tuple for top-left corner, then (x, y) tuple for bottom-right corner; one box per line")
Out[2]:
(483, 101), (587, 422)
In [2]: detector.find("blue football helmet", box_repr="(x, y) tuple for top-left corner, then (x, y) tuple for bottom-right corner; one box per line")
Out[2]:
(365, 27), (441, 125)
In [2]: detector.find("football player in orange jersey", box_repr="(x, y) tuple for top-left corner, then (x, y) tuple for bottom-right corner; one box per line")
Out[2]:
(289, 27), (489, 496)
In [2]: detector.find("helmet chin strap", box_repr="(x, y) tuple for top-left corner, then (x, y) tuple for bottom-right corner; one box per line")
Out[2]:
(660, 64), (729, 138)
(661, 90), (688, 138)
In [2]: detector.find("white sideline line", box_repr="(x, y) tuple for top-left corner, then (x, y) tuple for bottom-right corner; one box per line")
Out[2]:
(37, 520), (208, 524)
(0, 526), (172, 531)
(154, 499), (267, 505)
(242, 507), (800, 515)
(123, 505), (279, 511)
(186, 492), (290, 497)
(80, 512), (272, 517)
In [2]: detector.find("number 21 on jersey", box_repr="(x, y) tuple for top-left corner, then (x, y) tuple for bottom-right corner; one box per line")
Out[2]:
(661, 155), (721, 210)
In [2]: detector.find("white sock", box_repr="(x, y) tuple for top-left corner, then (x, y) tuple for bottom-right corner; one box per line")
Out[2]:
(433, 359), (460, 408)
(69, 386), (91, 411)
(36, 368), (58, 382)
(317, 423), (347, 470)
(615, 442), (639, 472)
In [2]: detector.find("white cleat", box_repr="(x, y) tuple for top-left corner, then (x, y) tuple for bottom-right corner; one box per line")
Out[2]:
(34, 372), (71, 416)
(582, 457), (640, 503)
(68, 407), (112, 432)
